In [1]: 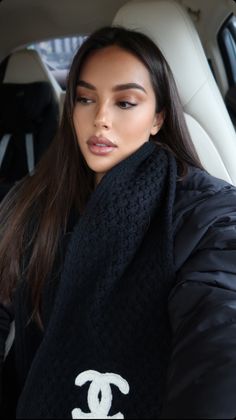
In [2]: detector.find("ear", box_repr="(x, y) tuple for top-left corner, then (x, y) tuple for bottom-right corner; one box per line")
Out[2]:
(150, 110), (165, 136)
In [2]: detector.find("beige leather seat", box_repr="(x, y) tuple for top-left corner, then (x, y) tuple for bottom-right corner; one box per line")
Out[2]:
(113, 0), (236, 185)
(3, 48), (63, 117)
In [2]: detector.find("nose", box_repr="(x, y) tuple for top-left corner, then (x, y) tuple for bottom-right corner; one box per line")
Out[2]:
(94, 103), (111, 129)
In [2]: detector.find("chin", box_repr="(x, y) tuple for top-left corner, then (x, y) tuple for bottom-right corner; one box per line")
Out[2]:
(91, 164), (114, 174)
(86, 157), (115, 172)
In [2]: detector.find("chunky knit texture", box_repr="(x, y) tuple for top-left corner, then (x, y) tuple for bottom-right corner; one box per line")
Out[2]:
(16, 141), (177, 419)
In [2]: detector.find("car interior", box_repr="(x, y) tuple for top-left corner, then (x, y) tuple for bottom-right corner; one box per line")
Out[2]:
(114, 0), (236, 185)
(1, 0), (236, 353)
(0, 49), (59, 196)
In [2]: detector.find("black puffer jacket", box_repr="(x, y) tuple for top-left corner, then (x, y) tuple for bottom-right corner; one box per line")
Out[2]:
(1, 166), (236, 419)
(163, 167), (236, 418)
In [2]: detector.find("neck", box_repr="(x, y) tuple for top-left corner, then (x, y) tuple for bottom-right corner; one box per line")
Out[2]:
(95, 172), (106, 187)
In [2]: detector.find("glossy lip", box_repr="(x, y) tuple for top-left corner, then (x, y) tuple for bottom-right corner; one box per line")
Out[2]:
(87, 136), (118, 156)
(87, 136), (117, 148)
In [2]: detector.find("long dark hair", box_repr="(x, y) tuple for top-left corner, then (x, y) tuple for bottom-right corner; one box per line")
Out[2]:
(0, 26), (203, 326)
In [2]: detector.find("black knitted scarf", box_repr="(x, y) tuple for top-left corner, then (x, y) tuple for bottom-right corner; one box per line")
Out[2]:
(16, 141), (177, 419)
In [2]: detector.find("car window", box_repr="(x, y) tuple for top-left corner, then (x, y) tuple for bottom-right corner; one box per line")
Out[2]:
(218, 14), (236, 123)
(28, 35), (87, 71)
(27, 35), (87, 90)
(218, 14), (236, 87)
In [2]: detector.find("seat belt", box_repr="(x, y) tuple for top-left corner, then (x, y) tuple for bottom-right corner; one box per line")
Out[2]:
(0, 55), (10, 83)
(0, 57), (12, 171)
(4, 322), (15, 360)
(0, 133), (35, 175)
(25, 133), (35, 175)
(0, 134), (11, 168)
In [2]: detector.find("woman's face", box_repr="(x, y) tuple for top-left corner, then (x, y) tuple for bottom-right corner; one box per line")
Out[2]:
(73, 45), (164, 185)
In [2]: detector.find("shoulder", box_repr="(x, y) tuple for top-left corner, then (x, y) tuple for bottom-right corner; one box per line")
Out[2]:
(173, 166), (236, 270)
(174, 165), (235, 216)
(164, 166), (236, 418)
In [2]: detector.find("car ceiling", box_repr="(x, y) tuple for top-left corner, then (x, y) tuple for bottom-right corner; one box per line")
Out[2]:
(0, 0), (128, 58)
(0, 0), (235, 61)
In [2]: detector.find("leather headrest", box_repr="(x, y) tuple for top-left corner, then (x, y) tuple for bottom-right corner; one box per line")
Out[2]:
(4, 49), (52, 84)
(113, 0), (210, 108)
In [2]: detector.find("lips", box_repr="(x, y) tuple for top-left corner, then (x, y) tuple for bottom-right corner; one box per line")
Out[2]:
(87, 136), (117, 148)
(87, 136), (118, 156)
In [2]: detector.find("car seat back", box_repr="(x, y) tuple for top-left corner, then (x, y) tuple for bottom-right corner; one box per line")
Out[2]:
(113, 0), (236, 185)
(0, 81), (58, 183)
(0, 49), (60, 200)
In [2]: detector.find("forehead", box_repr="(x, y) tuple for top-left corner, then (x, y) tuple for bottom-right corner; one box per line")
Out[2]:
(79, 45), (153, 88)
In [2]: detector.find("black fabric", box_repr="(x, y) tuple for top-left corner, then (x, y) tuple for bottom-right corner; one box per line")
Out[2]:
(1, 154), (236, 418)
(0, 303), (14, 416)
(161, 168), (236, 419)
(1, 345), (18, 418)
(15, 141), (177, 419)
(0, 82), (59, 184)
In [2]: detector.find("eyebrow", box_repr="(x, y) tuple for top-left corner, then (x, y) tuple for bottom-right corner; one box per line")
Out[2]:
(77, 80), (147, 94)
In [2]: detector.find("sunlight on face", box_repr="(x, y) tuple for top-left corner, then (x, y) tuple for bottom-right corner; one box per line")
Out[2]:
(73, 45), (164, 186)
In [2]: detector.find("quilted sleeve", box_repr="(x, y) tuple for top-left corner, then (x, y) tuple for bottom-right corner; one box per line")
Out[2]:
(162, 187), (236, 418)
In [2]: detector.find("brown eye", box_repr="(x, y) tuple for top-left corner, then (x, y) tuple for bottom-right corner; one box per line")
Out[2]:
(118, 101), (137, 109)
(76, 96), (94, 104)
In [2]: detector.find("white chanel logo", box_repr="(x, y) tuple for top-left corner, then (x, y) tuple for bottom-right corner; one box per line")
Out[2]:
(72, 370), (130, 419)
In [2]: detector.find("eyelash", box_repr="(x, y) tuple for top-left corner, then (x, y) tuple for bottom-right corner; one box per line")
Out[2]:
(118, 101), (137, 109)
(76, 96), (137, 109)
(76, 96), (93, 105)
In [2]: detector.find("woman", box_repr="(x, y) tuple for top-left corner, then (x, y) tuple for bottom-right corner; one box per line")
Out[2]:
(0, 26), (236, 419)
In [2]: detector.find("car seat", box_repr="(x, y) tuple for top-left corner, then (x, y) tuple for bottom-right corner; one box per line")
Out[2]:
(0, 49), (60, 199)
(0, 49), (61, 360)
(113, 0), (236, 185)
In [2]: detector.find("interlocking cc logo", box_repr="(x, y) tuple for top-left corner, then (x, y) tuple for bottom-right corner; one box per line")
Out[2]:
(72, 370), (130, 419)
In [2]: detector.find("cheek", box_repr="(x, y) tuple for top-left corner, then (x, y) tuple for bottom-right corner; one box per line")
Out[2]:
(74, 107), (87, 125)
(73, 108), (90, 139)
(120, 107), (155, 139)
